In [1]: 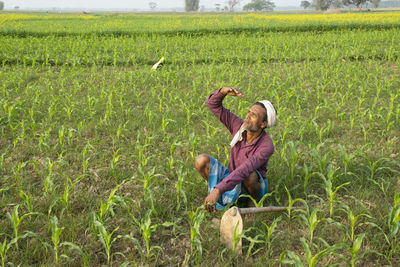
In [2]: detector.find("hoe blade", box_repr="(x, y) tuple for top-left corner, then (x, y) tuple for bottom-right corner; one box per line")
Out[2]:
(220, 207), (243, 253)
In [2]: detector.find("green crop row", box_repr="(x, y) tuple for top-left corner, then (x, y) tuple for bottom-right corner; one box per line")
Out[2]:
(0, 29), (399, 67)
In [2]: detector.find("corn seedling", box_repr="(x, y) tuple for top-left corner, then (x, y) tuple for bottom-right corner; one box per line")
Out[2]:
(239, 191), (274, 208)
(308, 143), (331, 174)
(44, 158), (57, 196)
(315, 164), (349, 217)
(110, 149), (121, 178)
(187, 132), (198, 159)
(280, 237), (340, 267)
(60, 176), (82, 212)
(349, 233), (367, 267)
(302, 237), (339, 267)
(0, 153), (6, 170)
(337, 144), (358, 177)
(389, 193), (400, 239)
(381, 193), (400, 257)
(243, 231), (264, 259)
(6, 205), (40, 249)
(360, 155), (393, 182)
(98, 180), (126, 221)
(58, 125), (65, 148)
(301, 162), (315, 193)
(175, 166), (188, 211)
(135, 166), (161, 212)
(132, 209), (176, 263)
(280, 249), (304, 266)
(285, 186), (306, 221)
(19, 190), (33, 212)
(1, 232), (38, 267)
(284, 141), (301, 183)
(93, 219), (123, 266)
(0, 237), (15, 267)
(298, 207), (322, 247)
(49, 216), (63, 264)
(261, 216), (282, 257)
(12, 161), (27, 186)
(188, 206), (206, 264)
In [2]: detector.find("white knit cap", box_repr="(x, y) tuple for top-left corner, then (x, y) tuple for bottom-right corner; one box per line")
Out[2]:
(230, 100), (277, 148)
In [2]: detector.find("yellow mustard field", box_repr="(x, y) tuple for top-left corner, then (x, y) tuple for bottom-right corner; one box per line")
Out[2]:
(1, 12), (400, 34)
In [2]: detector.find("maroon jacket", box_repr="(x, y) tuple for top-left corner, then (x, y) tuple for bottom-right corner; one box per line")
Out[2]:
(206, 89), (274, 194)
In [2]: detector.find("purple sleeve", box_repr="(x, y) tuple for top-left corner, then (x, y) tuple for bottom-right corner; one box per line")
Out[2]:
(215, 142), (274, 194)
(206, 89), (243, 135)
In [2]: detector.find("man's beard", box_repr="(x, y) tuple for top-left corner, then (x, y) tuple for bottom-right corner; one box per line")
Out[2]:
(244, 120), (260, 132)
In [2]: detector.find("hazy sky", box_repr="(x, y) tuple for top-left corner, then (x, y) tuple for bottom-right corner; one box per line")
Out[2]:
(3, 0), (300, 9)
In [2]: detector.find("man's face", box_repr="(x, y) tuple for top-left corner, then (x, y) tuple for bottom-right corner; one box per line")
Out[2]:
(243, 104), (268, 132)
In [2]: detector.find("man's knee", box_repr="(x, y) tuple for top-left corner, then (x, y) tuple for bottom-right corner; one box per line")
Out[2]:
(195, 154), (210, 172)
(243, 171), (259, 188)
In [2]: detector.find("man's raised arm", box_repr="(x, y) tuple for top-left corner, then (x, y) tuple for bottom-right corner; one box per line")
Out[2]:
(206, 87), (244, 134)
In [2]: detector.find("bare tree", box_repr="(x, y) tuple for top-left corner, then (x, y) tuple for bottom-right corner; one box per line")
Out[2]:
(342, 0), (367, 8)
(311, 0), (332, 10)
(185, 0), (200, 11)
(371, 0), (380, 8)
(227, 0), (241, 11)
(331, 0), (343, 8)
(149, 2), (157, 10)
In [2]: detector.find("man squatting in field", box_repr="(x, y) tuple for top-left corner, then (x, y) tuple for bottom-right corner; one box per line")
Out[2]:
(195, 87), (277, 212)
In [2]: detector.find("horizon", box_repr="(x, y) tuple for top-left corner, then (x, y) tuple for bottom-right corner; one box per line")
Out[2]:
(0, 0), (303, 10)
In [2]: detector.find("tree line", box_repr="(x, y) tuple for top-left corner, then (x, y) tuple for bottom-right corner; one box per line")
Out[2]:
(185, 0), (385, 12)
(186, 0), (275, 11)
(301, 0), (382, 10)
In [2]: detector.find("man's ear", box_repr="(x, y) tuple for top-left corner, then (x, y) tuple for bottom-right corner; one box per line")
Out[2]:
(261, 121), (268, 129)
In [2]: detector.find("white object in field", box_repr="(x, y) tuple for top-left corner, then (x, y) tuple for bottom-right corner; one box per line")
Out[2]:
(151, 56), (165, 70)
(220, 207), (243, 253)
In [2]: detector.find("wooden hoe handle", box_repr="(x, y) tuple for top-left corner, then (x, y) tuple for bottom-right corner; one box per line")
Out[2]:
(238, 206), (303, 215)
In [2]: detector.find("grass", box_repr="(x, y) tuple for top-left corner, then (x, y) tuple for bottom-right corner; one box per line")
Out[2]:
(0, 12), (399, 266)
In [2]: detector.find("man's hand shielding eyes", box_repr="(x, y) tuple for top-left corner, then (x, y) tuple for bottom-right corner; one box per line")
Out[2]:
(220, 87), (245, 97)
